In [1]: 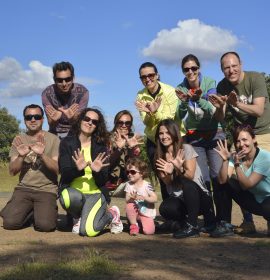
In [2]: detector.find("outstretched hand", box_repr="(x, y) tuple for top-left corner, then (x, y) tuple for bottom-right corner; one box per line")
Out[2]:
(125, 134), (144, 149)
(208, 94), (227, 109)
(45, 105), (62, 122)
(72, 148), (88, 171)
(89, 152), (109, 172)
(214, 139), (231, 161)
(169, 149), (185, 171)
(30, 134), (46, 156)
(13, 136), (30, 157)
(156, 158), (174, 175)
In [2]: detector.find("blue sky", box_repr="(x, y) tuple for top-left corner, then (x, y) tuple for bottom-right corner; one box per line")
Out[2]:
(1, 0), (270, 132)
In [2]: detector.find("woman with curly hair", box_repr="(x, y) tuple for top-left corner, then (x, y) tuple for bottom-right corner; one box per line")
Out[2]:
(59, 107), (123, 236)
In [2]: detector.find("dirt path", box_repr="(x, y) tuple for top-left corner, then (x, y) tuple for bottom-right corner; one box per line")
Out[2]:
(0, 195), (269, 280)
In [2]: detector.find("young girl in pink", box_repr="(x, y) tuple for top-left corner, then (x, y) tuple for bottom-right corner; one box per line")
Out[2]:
(125, 158), (157, 235)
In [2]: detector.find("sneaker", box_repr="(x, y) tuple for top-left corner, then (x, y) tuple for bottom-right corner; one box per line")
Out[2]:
(210, 221), (234, 237)
(72, 218), (81, 234)
(200, 223), (216, 234)
(173, 223), (200, 239)
(234, 221), (256, 234)
(156, 220), (182, 233)
(109, 206), (123, 234)
(130, 224), (139, 236)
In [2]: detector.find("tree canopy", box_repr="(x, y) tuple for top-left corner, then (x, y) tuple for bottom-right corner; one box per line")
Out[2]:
(0, 106), (20, 162)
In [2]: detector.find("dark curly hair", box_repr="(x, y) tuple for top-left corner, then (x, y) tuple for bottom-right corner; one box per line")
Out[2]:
(70, 107), (110, 145)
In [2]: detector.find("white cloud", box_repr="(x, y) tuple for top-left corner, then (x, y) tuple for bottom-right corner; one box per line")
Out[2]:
(142, 19), (240, 64)
(0, 57), (53, 97)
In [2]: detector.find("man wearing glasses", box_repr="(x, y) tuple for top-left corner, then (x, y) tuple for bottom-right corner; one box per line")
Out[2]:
(0, 104), (60, 232)
(42, 61), (89, 138)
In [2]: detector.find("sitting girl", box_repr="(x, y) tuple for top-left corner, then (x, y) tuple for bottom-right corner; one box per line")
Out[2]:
(125, 158), (157, 235)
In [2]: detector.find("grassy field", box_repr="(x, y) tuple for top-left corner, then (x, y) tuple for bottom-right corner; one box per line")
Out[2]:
(0, 164), (19, 192)
(0, 248), (121, 280)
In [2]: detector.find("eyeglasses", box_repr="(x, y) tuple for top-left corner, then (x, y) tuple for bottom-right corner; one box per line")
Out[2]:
(83, 116), (99, 126)
(126, 169), (140, 175)
(24, 114), (43, 121)
(183, 66), (199, 73)
(55, 76), (73, 84)
(140, 73), (156, 81)
(117, 121), (132, 127)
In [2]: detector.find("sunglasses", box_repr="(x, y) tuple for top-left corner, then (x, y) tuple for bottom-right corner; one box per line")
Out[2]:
(24, 114), (43, 121)
(83, 116), (99, 126)
(140, 73), (156, 81)
(55, 76), (73, 84)
(183, 66), (199, 73)
(117, 121), (132, 127)
(126, 169), (140, 175)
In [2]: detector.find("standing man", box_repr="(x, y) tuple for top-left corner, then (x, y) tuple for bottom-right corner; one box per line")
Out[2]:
(210, 51), (270, 235)
(0, 104), (60, 232)
(42, 61), (89, 138)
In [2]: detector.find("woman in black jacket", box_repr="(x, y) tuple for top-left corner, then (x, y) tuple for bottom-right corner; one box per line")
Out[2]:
(59, 108), (123, 236)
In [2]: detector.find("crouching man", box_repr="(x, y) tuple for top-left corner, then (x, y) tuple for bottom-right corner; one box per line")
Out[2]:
(0, 104), (60, 232)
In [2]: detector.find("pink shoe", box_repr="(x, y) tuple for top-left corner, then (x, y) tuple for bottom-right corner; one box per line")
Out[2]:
(130, 224), (139, 236)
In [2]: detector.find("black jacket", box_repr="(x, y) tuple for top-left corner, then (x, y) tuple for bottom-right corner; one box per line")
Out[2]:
(58, 134), (110, 203)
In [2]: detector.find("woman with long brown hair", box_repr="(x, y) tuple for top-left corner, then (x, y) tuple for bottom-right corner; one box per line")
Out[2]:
(154, 119), (215, 238)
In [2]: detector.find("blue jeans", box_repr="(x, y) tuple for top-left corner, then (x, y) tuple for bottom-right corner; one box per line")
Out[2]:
(185, 132), (225, 222)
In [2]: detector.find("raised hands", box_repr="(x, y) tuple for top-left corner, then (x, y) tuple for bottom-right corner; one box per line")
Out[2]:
(156, 158), (174, 175)
(169, 149), (185, 172)
(72, 149), (109, 172)
(135, 97), (162, 114)
(72, 148), (88, 170)
(208, 94), (227, 109)
(45, 105), (62, 122)
(114, 130), (126, 149)
(59, 103), (79, 119)
(214, 139), (231, 161)
(125, 134), (144, 149)
(30, 134), (45, 155)
(227, 91), (238, 107)
(12, 136), (31, 157)
(175, 88), (189, 102)
(89, 152), (109, 172)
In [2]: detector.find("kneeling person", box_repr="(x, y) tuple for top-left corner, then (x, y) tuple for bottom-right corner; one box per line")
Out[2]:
(0, 104), (60, 232)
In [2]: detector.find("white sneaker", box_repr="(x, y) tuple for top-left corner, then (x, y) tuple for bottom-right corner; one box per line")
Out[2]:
(72, 218), (81, 234)
(109, 206), (123, 234)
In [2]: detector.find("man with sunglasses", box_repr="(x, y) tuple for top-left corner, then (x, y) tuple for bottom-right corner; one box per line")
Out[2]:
(0, 104), (60, 232)
(42, 61), (89, 138)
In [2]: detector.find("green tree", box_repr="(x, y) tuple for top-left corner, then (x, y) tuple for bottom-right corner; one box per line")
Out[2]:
(0, 107), (20, 162)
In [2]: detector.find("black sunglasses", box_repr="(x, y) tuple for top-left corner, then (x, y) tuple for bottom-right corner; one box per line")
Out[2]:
(183, 66), (199, 73)
(140, 73), (156, 81)
(126, 169), (140, 175)
(83, 116), (99, 126)
(117, 121), (132, 127)
(24, 114), (43, 121)
(55, 76), (73, 84)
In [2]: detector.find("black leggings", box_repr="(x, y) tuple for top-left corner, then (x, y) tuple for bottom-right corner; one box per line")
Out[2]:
(219, 178), (270, 222)
(159, 179), (215, 227)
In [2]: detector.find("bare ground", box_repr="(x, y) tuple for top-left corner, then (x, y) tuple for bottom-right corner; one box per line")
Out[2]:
(0, 193), (269, 280)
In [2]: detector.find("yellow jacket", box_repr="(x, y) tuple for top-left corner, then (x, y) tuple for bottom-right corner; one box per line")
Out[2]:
(136, 82), (183, 143)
